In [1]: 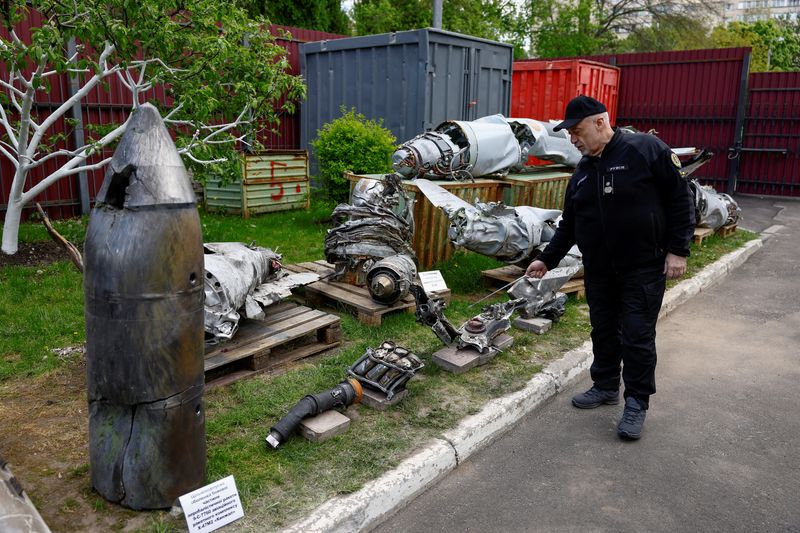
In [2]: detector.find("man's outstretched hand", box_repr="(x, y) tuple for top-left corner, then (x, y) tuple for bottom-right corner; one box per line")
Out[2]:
(525, 259), (548, 279)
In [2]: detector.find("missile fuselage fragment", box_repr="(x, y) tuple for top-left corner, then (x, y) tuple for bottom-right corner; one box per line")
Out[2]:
(83, 104), (206, 510)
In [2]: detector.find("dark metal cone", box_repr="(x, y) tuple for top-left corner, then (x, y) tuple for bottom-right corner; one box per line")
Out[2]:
(84, 103), (205, 509)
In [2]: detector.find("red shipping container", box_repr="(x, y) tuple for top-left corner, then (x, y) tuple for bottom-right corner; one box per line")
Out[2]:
(511, 59), (619, 124)
(511, 59), (619, 166)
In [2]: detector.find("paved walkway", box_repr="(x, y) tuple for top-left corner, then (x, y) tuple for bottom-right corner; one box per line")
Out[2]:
(380, 196), (800, 532)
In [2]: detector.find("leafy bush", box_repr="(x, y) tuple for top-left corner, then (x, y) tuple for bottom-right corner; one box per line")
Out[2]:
(311, 107), (397, 201)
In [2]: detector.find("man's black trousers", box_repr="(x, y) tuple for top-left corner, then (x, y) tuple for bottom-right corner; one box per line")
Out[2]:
(583, 263), (666, 409)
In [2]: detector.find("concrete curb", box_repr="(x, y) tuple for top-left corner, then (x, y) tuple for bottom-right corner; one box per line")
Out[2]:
(283, 236), (764, 533)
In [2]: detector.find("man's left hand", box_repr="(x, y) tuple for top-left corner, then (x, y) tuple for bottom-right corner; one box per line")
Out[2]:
(664, 253), (687, 280)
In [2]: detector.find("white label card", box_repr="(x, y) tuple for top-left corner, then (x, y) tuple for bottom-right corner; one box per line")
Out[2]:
(418, 270), (448, 293)
(179, 475), (244, 533)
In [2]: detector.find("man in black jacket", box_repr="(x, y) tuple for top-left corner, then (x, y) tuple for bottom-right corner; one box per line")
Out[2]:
(526, 95), (695, 440)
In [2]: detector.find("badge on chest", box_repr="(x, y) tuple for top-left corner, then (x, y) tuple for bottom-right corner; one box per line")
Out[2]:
(603, 174), (614, 195)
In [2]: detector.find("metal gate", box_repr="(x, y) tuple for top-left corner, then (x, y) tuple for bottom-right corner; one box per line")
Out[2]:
(736, 72), (800, 197)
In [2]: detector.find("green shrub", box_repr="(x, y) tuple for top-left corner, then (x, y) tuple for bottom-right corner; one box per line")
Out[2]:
(311, 107), (397, 201)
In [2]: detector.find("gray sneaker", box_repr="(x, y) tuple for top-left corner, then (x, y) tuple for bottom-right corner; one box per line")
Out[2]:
(571, 385), (620, 409)
(617, 397), (647, 440)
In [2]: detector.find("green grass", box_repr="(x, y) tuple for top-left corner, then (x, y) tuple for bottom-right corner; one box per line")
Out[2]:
(0, 261), (85, 380)
(199, 203), (335, 264)
(17, 215), (90, 245)
(17, 203), (337, 265)
(1, 206), (760, 529)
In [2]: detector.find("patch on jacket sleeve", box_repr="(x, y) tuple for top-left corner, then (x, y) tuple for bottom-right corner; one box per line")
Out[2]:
(671, 152), (682, 168)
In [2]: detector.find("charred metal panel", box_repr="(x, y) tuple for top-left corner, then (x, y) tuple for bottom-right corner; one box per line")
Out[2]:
(83, 104), (205, 509)
(325, 174), (417, 302)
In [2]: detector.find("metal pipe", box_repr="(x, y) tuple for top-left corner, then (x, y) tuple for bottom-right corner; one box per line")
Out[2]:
(266, 379), (363, 449)
(432, 0), (443, 28)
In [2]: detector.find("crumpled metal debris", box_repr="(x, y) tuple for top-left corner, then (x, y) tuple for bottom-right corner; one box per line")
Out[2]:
(415, 178), (564, 265)
(690, 180), (741, 230)
(1, 454), (51, 533)
(393, 114), (521, 180)
(508, 265), (581, 320)
(325, 174), (418, 303)
(393, 114), (587, 181)
(458, 298), (526, 355)
(204, 243), (319, 343)
(508, 117), (582, 169)
(410, 284), (524, 356)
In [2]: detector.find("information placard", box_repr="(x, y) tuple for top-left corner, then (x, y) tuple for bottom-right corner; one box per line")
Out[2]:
(179, 475), (244, 533)
(419, 270), (448, 293)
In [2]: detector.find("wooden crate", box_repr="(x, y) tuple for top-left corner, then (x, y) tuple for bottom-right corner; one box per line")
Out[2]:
(204, 302), (341, 388)
(481, 264), (585, 299)
(499, 167), (572, 210)
(285, 260), (417, 326)
(345, 172), (508, 269)
(204, 150), (310, 217)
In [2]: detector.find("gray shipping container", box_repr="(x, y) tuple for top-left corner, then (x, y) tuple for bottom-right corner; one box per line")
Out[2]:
(300, 28), (513, 153)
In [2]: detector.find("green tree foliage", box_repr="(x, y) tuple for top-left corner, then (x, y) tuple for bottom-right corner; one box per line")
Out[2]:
(616, 14), (713, 53)
(711, 19), (800, 71)
(310, 108), (396, 202)
(522, 0), (721, 58)
(0, 0), (306, 163)
(352, 0), (428, 35)
(247, 0), (350, 34)
(0, 0), (306, 253)
(529, 0), (610, 57)
(351, 0), (527, 56)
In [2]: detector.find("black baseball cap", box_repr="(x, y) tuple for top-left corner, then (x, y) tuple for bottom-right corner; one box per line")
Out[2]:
(553, 95), (607, 131)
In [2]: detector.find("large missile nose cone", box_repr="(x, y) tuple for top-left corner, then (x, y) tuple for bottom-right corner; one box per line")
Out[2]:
(96, 103), (195, 209)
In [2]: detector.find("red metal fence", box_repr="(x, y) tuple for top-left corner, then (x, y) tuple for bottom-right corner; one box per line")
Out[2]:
(737, 72), (800, 196)
(0, 18), (345, 220)
(580, 48), (752, 194)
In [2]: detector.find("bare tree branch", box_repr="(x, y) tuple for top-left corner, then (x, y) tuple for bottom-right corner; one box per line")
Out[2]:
(26, 41), (118, 155)
(0, 103), (19, 150)
(0, 143), (19, 167)
(35, 202), (84, 273)
(21, 120), (126, 202)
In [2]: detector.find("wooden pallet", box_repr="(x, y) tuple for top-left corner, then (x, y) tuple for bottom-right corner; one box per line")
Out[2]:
(284, 260), (417, 326)
(694, 223), (737, 246)
(481, 264), (585, 299)
(204, 301), (341, 388)
(693, 226), (714, 246)
(718, 223), (737, 238)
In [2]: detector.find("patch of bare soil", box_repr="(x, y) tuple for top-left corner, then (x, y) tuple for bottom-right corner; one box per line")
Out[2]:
(0, 353), (160, 532)
(0, 241), (75, 268)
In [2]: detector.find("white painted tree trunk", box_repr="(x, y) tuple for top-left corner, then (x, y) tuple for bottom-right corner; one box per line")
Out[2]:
(1, 197), (23, 254)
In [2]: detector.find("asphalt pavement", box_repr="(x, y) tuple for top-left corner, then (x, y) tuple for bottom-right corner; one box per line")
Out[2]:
(378, 195), (800, 533)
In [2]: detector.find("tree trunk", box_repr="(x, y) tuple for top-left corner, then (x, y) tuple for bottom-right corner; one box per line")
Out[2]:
(1, 198), (23, 255)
